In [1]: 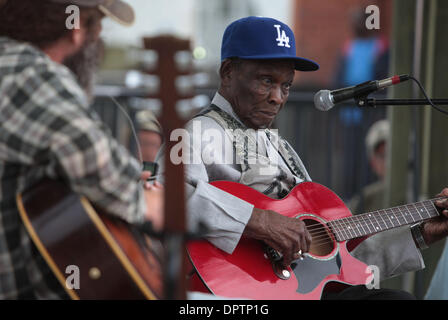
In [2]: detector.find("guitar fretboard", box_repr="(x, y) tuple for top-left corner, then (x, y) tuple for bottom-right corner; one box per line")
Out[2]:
(329, 198), (443, 241)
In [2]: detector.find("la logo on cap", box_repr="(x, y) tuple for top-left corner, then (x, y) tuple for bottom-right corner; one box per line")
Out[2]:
(274, 24), (290, 48)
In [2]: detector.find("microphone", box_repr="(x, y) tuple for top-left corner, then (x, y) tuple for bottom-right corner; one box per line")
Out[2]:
(314, 75), (410, 111)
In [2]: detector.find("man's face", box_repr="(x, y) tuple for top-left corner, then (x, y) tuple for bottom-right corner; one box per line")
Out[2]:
(370, 141), (386, 179)
(62, 15), (104, 101)
(224, 59), (295, 129)
(139, 130), (163, 163)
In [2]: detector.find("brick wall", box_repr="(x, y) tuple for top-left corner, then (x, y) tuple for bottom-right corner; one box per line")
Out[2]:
(292, 0), (393, 88)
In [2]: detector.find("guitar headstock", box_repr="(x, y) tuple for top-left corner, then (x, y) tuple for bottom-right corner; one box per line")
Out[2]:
(142, 35), (195, 132)
(140, 35), (196, 300)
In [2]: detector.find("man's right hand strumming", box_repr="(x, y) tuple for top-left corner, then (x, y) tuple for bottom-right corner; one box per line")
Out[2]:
(243, 208), (312, 267)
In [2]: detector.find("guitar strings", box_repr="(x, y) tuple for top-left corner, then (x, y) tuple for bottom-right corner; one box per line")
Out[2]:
(297, 199), (443, 246)
(302, 198), (442, 239)
(308, 212), (440, 248)
(266, 199), (447, 255)
(305, 213), (430, 245)
(264, 198), (447, 252)
(333, 200), (439, 235)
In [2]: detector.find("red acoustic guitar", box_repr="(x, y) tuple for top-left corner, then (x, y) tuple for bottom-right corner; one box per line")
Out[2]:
(187, 180), (442, 300)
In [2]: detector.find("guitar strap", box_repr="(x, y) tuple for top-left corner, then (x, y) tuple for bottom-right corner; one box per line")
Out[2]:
(194, 104), (311, 199)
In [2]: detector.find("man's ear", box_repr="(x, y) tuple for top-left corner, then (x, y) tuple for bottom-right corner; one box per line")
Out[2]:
(219, 59), (234, 87)
(70, 28), (87, 51)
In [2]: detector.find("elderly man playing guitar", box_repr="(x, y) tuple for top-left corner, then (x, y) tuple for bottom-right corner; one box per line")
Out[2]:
(159, 16), (448, 300)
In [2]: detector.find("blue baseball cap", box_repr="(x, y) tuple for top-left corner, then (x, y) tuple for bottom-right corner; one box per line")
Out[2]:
(221, 16), (319, 71)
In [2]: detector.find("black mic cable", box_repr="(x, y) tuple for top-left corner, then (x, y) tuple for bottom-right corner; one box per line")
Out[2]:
(408, 75), (448, 116)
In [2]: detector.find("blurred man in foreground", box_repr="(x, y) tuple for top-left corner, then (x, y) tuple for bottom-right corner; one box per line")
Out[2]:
(0, 0), (163, 299)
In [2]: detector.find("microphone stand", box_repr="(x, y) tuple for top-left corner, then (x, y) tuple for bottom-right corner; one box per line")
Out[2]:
(355, 97), (448, 108)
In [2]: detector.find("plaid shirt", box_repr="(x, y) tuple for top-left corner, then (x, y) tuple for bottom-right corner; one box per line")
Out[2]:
(0, 37), (146, 299)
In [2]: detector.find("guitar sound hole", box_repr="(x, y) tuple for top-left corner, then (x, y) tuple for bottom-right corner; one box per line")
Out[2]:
(304, 219), (335, 257)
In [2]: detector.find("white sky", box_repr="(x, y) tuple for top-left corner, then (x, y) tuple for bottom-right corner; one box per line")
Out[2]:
(101, 0), (293, 47)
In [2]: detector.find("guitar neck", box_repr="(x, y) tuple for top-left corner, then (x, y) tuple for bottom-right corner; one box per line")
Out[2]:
(329, 197), (443, 241)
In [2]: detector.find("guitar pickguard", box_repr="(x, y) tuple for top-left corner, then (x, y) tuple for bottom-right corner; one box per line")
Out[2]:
(291, 253), (342, 294)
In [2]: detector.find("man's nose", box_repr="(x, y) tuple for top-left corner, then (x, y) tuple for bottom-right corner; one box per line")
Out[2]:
(268, 85), (284, 105)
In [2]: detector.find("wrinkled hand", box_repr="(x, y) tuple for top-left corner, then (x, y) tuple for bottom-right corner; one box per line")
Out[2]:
(244, 208), (311, 267)
(421, 188), (448, 246)
(144, 181), (164, 231)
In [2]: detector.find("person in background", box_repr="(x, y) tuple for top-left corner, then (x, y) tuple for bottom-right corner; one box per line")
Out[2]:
(334, 8), (389, 88)
(348, 119), (389, 214)
(136, 110), (163, 163)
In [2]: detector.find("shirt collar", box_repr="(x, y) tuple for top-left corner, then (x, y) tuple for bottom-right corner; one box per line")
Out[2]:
(211, 92), (246, 127)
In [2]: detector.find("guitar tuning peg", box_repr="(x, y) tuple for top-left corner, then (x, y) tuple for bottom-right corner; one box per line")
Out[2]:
(173, 95), (211, 120)
(128, 97), (162, 117)
(191, 95), (211, 109)
(175, 75), (194, 96)
(174, 51), (193, 72)
(127, 49), (159, 72)
(191, 72), (210, 88)
(175, 73), (211, 97)
(175, 99), (195, 120)
(125, 70), (160, 95)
